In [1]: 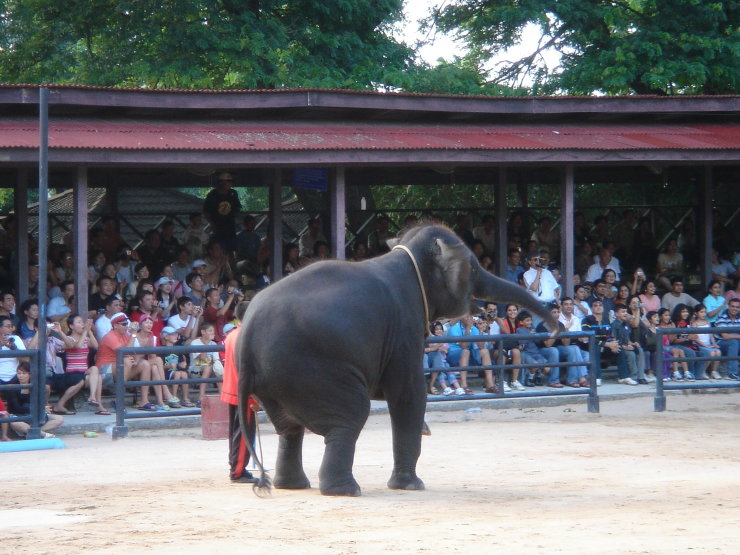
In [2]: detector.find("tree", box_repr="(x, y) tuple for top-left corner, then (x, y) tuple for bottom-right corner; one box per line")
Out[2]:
(0, 0), (413, 89)
(429, 0), (739, 94)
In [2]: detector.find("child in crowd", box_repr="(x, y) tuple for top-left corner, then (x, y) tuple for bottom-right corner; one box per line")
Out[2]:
(189, 322), (218, 408)
(0, 397), (10, 441)
(515, 311), (559, 387)
(160, 326), (195, 407)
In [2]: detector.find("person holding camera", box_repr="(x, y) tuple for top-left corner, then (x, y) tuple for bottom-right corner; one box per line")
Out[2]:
(522, 252), (560, 326)
(203, 286), (242, 342)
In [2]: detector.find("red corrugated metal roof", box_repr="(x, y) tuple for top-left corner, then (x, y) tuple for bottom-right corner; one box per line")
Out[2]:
(0, 119), (737, 151)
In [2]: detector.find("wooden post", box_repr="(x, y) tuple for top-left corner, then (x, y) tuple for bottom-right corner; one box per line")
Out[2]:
(329, 167), (346, 259)
(15, 170), (29, 303)
(560, 165), (575, 299)
(495, 167), (508, 278)
(269, 169), (283, 282)
(73, 166), (89, 317)
(700, 167), (713, 290)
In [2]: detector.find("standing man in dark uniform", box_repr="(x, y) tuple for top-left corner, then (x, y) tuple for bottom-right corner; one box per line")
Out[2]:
(204, 172), (241, 253)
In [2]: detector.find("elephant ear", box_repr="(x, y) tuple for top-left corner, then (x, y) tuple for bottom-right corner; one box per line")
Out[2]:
(434, 237), (471, 297)
(386, 237), (400, 249)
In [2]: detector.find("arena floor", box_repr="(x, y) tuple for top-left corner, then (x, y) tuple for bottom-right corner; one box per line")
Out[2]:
(2, 392), (739, 554)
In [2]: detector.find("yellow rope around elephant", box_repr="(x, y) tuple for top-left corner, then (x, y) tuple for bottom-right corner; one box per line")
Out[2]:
(392, 244), (430, 336)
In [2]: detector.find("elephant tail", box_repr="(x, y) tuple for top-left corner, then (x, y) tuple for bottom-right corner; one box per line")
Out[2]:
(237, 331), (273, 496)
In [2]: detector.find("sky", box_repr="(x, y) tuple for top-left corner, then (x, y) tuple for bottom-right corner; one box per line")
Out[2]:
(396, 0), (561, 86)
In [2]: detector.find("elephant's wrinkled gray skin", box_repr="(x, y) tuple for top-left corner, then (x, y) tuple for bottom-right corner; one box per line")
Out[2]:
(238, 224), (557, 496)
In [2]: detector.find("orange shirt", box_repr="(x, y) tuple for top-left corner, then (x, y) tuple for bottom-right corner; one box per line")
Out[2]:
(96, 330), (130, 367)
(220, 327), (240, 406)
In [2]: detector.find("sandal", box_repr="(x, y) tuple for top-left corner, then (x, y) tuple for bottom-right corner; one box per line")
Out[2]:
(137, 403), (157, 412)
(579, 379), (590, 387)
(484, 386), (499, 394)
(567, 382), (581, 388)
(95, 410), (112, 416)
(428, 386), (439, 395)
(549, 382), (564, 388)
(463, 388), (474, 395)
(180, 400), (196, 408)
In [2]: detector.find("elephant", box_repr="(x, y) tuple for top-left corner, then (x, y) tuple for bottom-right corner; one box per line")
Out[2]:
(238, 224), (557, 496)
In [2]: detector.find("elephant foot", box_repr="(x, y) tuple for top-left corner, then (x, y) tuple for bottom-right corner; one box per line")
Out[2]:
(273, 473), (311, 490)
(387, 472), (425, 491)
(319, 477), (362, 497)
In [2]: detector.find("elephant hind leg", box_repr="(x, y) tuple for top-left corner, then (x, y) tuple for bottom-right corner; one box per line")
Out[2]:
(274, 427), (311, 490)
(319, 427), (362, 497)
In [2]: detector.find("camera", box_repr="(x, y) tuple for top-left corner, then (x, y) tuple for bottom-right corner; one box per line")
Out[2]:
(46, 323), (54, 330)
(125, 249), (132, 256)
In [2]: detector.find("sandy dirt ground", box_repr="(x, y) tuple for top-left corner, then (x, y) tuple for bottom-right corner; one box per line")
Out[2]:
(2, 392), (739, 554)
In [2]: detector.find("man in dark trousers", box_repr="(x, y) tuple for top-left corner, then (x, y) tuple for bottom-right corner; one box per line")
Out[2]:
(220, 300), (257, 483)
(203, 171), (241, 252)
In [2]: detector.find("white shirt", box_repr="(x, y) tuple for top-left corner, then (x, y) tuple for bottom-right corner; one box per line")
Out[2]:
(0, 335), (23, 381)
(523, 267), (560, 303)
(95, 314), (113, 342)
(167, 314), (192, 331)
(586, 259), (621, 283)
(559, 312), (583, 333)
(572, 299), (592, 320)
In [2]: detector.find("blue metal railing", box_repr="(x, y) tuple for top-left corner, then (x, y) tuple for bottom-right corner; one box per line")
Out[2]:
(654, 325), (740, 411)
(424, 330), (600, 413)
(0, 349), (42, 438)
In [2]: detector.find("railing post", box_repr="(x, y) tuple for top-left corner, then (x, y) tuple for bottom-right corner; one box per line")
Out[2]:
(654, 329), (666, 412)
(26, 351), (42, 439)
(113, 349), (129, 439)
(587, 332), (600, 413)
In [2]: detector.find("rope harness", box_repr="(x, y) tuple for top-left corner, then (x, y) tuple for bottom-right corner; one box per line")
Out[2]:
(392, 244), (431, 335)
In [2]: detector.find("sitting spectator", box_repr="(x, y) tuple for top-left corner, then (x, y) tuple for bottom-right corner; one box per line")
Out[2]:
(53, 250), (75, 283)
(100, 215), (125, 262)
(470, 240), (486, 261)
(503, 248), (524, 284)
(368, 214), (393, 257)
(572, 284), (592, 319)
(168, 296), (202, 343)
(87, 249), (106, 286)
(557, 297), (591, 386)
(310, 240), (331, 264)
(18, 298), (39, 346)
(714, 298), (740, 380)
(665, 304), (698, 381)
(130, 291), (165, 339)
(5, 362), (63, 439)
(126, 263), (150, 301)
(235, 215), (261, 279)
(588, 280), (615, 320)
(114, 245), (139, 288)
(189, 322), (219, 407)
(581, 299), (620, 386)
(185, 270), (206, 306)
(614, 283), (630, 306)
(661, 278), (699, 314)
(610, 304), (644, 385)
(299, 217), (327, 258)
(160, 264), (185, 299)
(203, 286), (240, 342)
(89, 276), (117, 315)
(515, 310), (560, 387)
(447, 315), (497, 394)
(472, 214), (496, 257)
(530, 216), (559, 255)
(155, 276), (177, 318)
(711, 249), (738, 289)
(522, 251), (560, 324)
(94, 294), (123, 342)
(657, 308), (691, 381)
(703, 280), (729, 323)
(0, 291), (19, 331)
(423, 321), (452, 395)
(639, 280), (661, 314)
(586, 248), (621, 284)
(47, 280), (74, 324)
(95, 312), (158, 412)
(160, 326), (195, 407)
(626, 267), (647, 296)
(203, 240), (233, 286)
(0, 315), (24, 387)
(51, 314), (109, 415)
(725, 276), (740, 304)
(496, 304), (525, 391)
(691, 304), (722, 380)
(575, 242), (595, 281)
(0, 396), (9, 441)
(159, 219), (180, 263)
(136, 229), (169, 277)
(182, 212), (210, 260)
(172, 247), (192, 285)
(350, 242), (369, 262)
(283, 243), (304, 275)
(132, 313), (180, 409)
(655, 239), (684, 290)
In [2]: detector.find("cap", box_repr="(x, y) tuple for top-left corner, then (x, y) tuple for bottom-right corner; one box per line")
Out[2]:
(192, 259), (207, 269)
(155, 277), (174, 287)
(110, 312), (129, 325)
(161, 326), (178, 335)
(223, 323), (236, 334)
(218, 172), (233, 181)
(136, 312), (153, 323)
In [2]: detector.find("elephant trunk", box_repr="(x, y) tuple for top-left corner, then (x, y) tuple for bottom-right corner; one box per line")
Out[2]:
(473, 270), (559, 331)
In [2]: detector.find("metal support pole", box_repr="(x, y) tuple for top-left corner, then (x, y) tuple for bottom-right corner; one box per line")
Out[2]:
(30, 87), (50, 439)
(587, 332), (600, 413)
(495, 167), (508, 278)
(561, 165), (575, 299)
(113, 349), (129, 439)
(14, 171), (29, 303)
(654, 329), (666, 411)
(269, 169), (283, 282)
(74, 166), (89, 317)
(329, 167), (346, 259)
(700, 167), (713, 291)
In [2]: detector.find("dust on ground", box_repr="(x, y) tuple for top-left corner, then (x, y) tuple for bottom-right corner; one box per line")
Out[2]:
(2, 392), (739, 554)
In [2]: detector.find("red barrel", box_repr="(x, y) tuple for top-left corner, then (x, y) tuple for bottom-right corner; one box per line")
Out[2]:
(200, 395), (229, 440)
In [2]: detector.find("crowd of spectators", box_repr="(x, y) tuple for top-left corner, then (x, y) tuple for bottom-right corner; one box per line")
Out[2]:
(0, 177), (739, 432)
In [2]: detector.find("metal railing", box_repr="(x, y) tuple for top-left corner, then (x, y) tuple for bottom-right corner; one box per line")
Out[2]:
(424, 330), (600, 413)
(0, 349), (42, 438)
(654, 325), (740, 411)
(111, 344), (225, 439)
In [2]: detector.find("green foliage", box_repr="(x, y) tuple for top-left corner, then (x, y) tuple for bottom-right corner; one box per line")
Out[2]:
(0, 0), (414, 89)
(432, 0), (739, 94)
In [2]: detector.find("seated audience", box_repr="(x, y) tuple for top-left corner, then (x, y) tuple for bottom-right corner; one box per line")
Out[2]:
(447, 315), (497, 394)
(703, 280), (728, 323)
(189, 321), (219, 407)
(610, 304), (645, 385)
(6, 362), (63, 438)
(638, 280), (660, 314)
(714, 298), (740, 380)
(514, 310), (560, 387)
(656, 239), (684, 290)
(661, 278), (699, 314)
(160, 326), (195, 407)
(132, 313), (180, 409)
(690, 304), (722, 380)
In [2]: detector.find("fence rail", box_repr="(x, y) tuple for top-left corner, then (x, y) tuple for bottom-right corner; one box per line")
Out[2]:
(653, 325), (740, 411)
(0, 349), (42, 438)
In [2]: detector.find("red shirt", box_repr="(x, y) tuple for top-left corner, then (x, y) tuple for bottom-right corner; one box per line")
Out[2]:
(203, 305), (234, 343)
(130, 311), (164, 338)
(220, 328), (240, 406)
(96, 330), (130, 366)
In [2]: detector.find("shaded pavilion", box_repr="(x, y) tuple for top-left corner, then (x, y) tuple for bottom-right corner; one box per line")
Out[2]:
(0, 84), (738, 317)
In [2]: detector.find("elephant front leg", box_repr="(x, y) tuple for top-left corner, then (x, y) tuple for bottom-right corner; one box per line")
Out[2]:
(273, 428), (311, 490)
(386, 383), (426, 491)
(319, 427), (362, 496)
